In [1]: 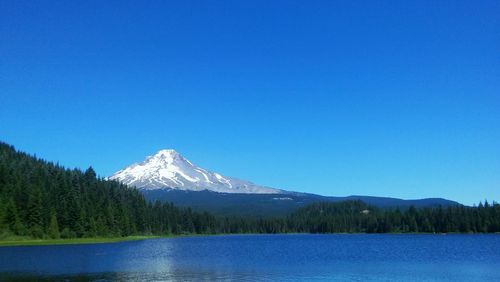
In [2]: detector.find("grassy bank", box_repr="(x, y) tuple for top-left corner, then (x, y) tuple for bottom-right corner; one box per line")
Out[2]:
(0, 232), (227, 247)
(0, 235), (170, 247)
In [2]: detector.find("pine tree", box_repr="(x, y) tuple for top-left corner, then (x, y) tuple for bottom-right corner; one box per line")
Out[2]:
(48, 210), (60, 239)
(2, 198), (26, 235)
(27, 186), (44, 237)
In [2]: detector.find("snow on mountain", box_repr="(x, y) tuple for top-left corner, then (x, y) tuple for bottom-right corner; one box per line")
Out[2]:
(109, 149), (282, 194)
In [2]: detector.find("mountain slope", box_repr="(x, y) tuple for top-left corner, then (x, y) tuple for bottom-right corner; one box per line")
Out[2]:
(111, 149), (461, 216)
(109, 149), (281, 194)
(142, 189), (461, 217)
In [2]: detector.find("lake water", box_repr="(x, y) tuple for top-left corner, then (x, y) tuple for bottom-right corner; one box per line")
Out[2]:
(1, 234), (499, 281)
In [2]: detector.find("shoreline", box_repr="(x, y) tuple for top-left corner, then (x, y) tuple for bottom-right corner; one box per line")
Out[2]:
(0, 233), (225, 247)
(1, 232), (498, 247)
(0, 235), (168, 247)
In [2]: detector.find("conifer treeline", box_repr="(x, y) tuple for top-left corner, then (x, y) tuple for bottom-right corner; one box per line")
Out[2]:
(286, 200), (500, 233)
(1, 142), (499, 239)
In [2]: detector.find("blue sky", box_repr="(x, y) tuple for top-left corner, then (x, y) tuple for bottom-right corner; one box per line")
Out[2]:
(1, 1), (499, 205)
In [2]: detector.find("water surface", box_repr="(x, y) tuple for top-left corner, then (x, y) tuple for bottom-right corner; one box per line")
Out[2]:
(1, 234), (499, 281)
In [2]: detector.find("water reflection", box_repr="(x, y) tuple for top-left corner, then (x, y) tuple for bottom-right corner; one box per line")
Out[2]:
(107, 239), (175, 274)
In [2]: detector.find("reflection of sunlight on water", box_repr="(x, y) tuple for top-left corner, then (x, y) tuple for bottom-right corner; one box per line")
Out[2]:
(89, 237), (263, 281)
(110, 239), (175, 274)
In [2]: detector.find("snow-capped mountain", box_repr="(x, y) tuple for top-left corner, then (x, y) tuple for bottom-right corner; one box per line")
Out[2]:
(109, 149), (282, 194)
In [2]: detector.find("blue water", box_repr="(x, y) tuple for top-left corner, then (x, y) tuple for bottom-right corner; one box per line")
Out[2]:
(1, 234), (499, 281)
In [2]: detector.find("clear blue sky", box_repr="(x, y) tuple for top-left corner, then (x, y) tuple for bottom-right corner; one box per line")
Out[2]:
(1, 1), (499, 205)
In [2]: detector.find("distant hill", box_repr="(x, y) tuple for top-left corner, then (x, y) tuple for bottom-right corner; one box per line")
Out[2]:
(142, 189), (460, 217)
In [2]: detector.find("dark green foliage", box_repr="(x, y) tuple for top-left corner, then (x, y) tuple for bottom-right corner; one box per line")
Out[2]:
(0, 142), (498, 239)
(287, 200), (500, 233)
(48, 210), (60, 239)
(1, 198), (26, 235)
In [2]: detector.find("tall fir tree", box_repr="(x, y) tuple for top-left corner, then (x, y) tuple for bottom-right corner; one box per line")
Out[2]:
(48, 210), (60, 239)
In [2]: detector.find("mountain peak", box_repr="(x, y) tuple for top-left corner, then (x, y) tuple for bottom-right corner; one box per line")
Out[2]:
(110, 150), (281, 194)
(155, 149), (179, 155)
(150, 149), (181, 160)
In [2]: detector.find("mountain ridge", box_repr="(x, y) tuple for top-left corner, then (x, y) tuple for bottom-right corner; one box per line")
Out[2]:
(141, 189), (460, 217)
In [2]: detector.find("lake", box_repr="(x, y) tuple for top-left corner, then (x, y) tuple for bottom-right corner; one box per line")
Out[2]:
(1, 234), (499, 281)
